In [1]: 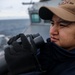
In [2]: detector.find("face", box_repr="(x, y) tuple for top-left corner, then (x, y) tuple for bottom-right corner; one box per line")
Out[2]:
(50, 15), (75, 50)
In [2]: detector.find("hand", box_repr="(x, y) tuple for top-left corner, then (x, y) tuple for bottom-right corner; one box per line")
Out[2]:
(5, 34), (42, 75)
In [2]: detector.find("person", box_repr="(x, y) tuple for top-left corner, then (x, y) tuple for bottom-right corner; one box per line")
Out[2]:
(4, 0), (75, 75)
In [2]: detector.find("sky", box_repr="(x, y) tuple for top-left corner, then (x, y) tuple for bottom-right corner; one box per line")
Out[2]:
(0, 0), (39, 20)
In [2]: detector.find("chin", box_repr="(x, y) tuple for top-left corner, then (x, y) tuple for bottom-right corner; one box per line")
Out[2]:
(54, 42), (61, 46)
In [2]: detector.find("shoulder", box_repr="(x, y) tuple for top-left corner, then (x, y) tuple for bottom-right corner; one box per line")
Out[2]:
(60, 61), (75, 75)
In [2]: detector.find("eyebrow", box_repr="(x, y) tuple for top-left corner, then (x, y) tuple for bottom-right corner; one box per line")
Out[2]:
(51, 18), (65, 22)
(58, 20), (73, 23)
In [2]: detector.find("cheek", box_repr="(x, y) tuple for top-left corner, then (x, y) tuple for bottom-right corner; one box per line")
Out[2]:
(59, 30), (69, 40)
(59, 29), (75, 45)
(59, 27), (75, 40)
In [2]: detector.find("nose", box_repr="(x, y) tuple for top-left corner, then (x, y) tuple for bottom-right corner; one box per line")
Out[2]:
(50, 25), (59, 36)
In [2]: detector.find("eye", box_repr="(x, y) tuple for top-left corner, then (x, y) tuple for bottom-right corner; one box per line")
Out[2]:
(50, 21), (54, 26)
(59, 21), (71, 27)
(60, 22), (67, 26)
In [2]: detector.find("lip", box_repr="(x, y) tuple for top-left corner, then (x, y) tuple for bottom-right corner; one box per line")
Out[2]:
(51, 37), (59, 42)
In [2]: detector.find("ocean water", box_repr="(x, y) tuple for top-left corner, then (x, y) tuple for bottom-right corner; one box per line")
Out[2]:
(0, 19), (30, 37)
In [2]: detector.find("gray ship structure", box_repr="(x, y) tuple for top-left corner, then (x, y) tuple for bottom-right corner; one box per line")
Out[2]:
(22, 0), (62, 40)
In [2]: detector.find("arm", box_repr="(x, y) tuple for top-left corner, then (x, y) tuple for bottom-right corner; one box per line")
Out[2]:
(4, 33), (44, 75)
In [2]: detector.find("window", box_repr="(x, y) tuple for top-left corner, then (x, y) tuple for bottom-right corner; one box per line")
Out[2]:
(31, 13), (41, 23)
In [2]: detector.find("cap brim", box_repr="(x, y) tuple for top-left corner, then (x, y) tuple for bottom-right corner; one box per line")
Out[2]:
(39, 7), (53, 20)
(39, 6), (75, 22)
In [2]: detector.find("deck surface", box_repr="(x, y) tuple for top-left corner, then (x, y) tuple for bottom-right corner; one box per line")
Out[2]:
(24, 25), (50, 41)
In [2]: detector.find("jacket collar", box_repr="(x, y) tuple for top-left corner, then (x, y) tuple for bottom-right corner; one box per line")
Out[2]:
(46, 38), (75, 62)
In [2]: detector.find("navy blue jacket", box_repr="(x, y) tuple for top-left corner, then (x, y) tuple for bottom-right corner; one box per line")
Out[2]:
(5, 38), (75, 75)
(39, 39), (75, 75)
